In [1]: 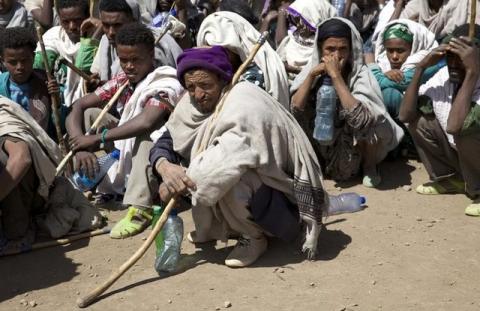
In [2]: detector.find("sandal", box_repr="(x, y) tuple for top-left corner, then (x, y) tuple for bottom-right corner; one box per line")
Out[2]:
(362, 172), (382, 188)
(110, 206), (153, 239)
(416, 178), (465, 195)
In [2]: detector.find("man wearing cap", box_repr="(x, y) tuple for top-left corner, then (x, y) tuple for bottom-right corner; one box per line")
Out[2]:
(399, 24), (480, 217)
(150, 45), (327, 268)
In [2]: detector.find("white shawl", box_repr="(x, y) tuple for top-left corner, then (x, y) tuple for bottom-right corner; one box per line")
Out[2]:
(401, 0), (480, 38)
(197, 11), (290, 109)
(36, 26), (84, 108)
(0, 2), (29, 28)
(276, 0), (337, 78)
(375, 19), (438, 72)
(104, 66), (184, 194)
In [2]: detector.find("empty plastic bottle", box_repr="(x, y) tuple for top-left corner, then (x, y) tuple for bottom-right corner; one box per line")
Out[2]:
(72, 149), (120, 191)
(326, 193), (366, 216)
(313, 76), (337, 145)
(154, 209), (183, 274)
(331, 0), (346, 17)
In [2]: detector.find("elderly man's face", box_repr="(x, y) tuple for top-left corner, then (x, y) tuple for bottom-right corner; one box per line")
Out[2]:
(184, 69), (225, 113)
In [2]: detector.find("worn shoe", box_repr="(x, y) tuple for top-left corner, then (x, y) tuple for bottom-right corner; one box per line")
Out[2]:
(465, 199), (480, 216)
(110, 206), (152, 239)
(362, 172), (382, 188)
(225, 236), (267, 268)
(416, 178), (465, 195)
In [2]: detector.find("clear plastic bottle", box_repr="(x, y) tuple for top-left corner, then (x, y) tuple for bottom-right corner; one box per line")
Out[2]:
(326, 193), (366, 216)
(331, 0), (346, 17)
(154, 209), (183, 274)
(72, 149), (120, 191)
(313, 76), (337, 145)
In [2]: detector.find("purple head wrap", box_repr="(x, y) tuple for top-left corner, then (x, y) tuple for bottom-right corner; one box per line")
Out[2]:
(176, 45), (233, 86)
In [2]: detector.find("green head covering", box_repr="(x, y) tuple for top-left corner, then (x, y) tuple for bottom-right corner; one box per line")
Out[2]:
(383, 23), (413, 44)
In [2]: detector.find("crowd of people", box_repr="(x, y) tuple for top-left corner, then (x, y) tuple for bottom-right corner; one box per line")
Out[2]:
(0, 0), (479, 268)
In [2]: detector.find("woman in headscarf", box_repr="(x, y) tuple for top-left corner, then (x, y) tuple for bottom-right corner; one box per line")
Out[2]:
(291, 17), (403, 188)
(276, 0), (337, 83)
(365, 19), (440, 120)
(197, 11), (290, 108)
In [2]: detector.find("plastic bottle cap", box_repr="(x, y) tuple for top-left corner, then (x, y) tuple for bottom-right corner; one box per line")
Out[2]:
(152, 205), (163, 215)
(111, 149), (121, 160)
(169, 208), (178, 217)
(360, 196), (366, 205)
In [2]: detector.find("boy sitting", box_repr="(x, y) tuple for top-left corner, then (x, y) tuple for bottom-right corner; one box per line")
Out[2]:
(66, 23), (183, 238)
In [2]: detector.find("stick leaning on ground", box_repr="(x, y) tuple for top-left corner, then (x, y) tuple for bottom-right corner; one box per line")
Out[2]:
(76, 31), (270, 309)
(55, 81), (129, 176)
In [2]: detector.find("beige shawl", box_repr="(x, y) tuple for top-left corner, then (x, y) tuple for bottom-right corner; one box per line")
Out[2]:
(168, 83), (328, 258)
(197, 11), (290, 109)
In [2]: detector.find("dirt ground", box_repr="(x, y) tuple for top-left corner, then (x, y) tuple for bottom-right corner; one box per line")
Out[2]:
(1, 158), (479, 311)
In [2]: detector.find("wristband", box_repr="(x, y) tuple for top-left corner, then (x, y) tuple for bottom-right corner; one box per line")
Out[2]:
(101, 128), (108, 144)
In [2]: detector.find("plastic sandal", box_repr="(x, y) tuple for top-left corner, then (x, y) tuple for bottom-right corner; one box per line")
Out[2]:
(465, 200), (480, 216)
(416, 178), (465, 195)
(362, 173), (382, 188)
(110, 206), (153, 239)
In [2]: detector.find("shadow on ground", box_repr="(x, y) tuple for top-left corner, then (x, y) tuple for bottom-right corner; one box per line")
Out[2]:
(0, 238), (88, 302)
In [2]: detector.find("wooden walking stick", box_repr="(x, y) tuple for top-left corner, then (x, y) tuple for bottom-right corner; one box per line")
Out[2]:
(469, 0), (477, 40)
(0, 228), (110, 257)
(59, 58), (93, 82)
(36, 25), (69, 157)
(76, 31), (270, 309)
(155, 20), (173, 45)
(55, 81), (129, 176)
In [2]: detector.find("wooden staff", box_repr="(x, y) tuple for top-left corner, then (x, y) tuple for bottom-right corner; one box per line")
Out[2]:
(55, 81), (128, 176)
(76, 31), (270, 309)
(469, 0), (477, 39)
(155, 20), (173, 45)
(0, 228), (110, 257)
(77, 198), (177, 308)
(36, 25), (69, 157)
(59, 58), (92, 81)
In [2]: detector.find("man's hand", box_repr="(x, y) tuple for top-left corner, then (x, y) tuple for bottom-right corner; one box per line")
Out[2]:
(80, 17), (102, 38)
(69, 134), (100, 152)
(156, 160), (196, 202)
(448, 36), (480, 76)
(309, 62), (326, 78)
(263, 10), (279, 23)
(322, 54), (344, 79)
(385, 69), (404, 83)
(417, 45), (448, 69)
(46, 80), (60, 95)
(74, 151), (99, 178)
(86, 72), (101, 91)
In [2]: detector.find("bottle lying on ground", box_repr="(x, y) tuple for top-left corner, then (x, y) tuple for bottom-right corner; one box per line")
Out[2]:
(326, 193), (366, 216)
(72, 149), (120, 191)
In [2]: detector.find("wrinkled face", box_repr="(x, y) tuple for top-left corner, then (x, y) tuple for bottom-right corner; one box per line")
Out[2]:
(58, 6), (88, 43)
(384, 38), (412, 70)
(447, 51), (465, 84)
(100, 11), (133, 45)
(2, 47), (34, 84)
(157, 0), (174, 12)
(184, 69), (224, 114)
(321, 37), (351, 71)
(0, 0), (14, 14)
(117, 44), (154, 84)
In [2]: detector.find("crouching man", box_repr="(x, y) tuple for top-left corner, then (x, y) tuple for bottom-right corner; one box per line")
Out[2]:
(150, 46), (328, 268)
(399, 24), (480, 216)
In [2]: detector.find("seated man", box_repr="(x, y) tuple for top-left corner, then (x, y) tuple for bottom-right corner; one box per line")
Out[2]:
(150, 46), (327, 268)
(399, 24), (480, 216)
(291, 18), (403, 188)
(0, 97), (102, 254)
(33, 0), (95, 108)
(0, 27), (58, 133)
(0, 0), (29, 28)
(66, 23), (183, 238)
(86, 0), (182, 82)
